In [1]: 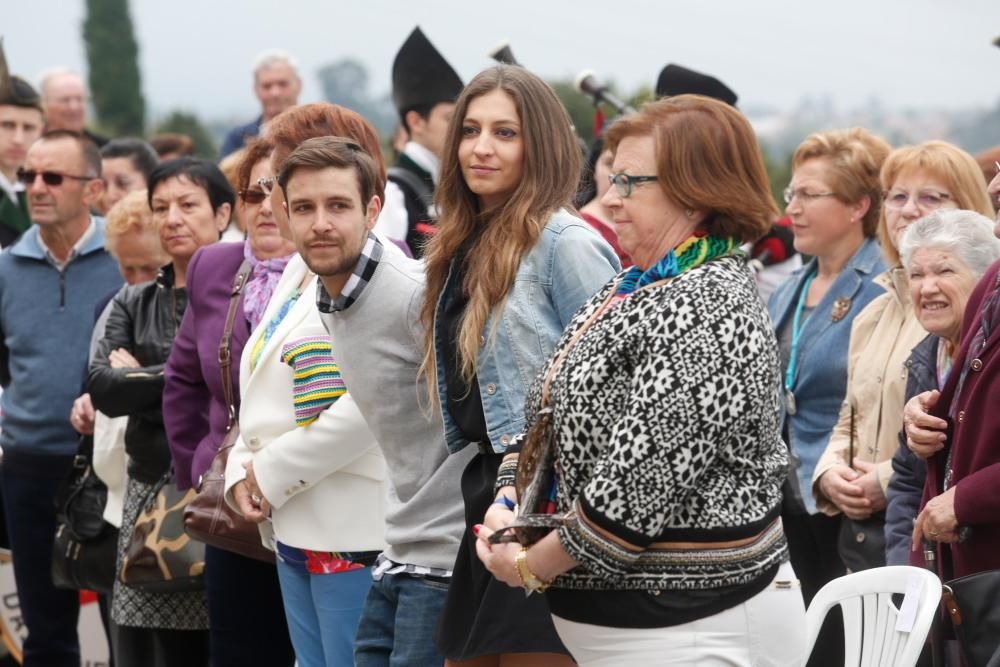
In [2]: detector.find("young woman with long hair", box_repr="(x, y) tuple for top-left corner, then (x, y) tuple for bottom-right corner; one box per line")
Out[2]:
(420, 65), (620, 665)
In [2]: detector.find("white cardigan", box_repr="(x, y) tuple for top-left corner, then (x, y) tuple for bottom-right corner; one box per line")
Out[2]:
(224, 254), (387, 552)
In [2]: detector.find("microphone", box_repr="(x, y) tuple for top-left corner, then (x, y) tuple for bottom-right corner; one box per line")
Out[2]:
(751, 220), (796, 266)
(574, 70), (635, 116)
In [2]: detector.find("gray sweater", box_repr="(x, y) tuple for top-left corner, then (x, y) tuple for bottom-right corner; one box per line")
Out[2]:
(319, 241), (471, 570)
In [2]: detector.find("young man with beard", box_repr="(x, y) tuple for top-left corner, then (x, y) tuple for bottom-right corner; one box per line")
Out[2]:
(274, 135), (470, 665)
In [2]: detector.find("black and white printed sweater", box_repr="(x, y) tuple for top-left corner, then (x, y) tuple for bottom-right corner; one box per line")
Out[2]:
(528, 254), (788, 591)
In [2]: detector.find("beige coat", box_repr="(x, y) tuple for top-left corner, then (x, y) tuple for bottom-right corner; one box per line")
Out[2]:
(811, 268), (928, 515)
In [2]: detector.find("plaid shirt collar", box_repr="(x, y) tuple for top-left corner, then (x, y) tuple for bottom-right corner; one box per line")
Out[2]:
(316, 232), (383, 313)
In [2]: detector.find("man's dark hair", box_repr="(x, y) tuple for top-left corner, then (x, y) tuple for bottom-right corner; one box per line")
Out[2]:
(147, 157), (235, 212)
(277, 136), (379, 206)
(100, 138), (159, 182)
(39, 129), (101, 177)
(399, 103), (434, 134)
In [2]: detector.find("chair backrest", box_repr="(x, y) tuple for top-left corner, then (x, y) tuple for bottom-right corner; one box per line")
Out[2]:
(803, 566), (941, 667)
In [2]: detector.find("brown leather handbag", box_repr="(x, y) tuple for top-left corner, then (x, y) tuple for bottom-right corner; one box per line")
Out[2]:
(183, 261), (276, 564)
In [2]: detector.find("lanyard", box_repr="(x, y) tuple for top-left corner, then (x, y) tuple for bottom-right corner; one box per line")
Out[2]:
(784, 272), (816, 413)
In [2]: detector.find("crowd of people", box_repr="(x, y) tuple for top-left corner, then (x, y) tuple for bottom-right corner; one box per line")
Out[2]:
(0, 26), (999, 667)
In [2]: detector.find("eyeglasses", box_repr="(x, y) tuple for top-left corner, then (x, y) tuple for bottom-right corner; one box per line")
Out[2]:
(783, 186), (836, 205)
(16, 168), (96, 187)
(239, 188), (268, 204)
(608, 173), (657, 198)
(882, 189), (952, 210)
(257, 176), (276, 197)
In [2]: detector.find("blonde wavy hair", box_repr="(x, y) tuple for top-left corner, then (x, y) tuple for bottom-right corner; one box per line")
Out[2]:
(104, 189), (166, 261)
(419, 65), (581, 397)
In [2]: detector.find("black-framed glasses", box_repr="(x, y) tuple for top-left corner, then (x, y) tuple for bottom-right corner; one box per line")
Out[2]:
(239, 188), (268, 204)
(608, 172), (657, 198)
(882, 189), (952, 211)
(257, 176), (276, 197)
(16, 168), (96, 187)
(783, 186), (836, 205)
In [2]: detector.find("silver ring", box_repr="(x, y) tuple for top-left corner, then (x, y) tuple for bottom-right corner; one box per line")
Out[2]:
(929, 530), (939, 538)
(251, 493), (262, 506)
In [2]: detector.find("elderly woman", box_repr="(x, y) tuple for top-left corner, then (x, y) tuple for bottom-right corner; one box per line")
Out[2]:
(767, 130), (890, 619)
(904, 168), (1000, 582)
(475, 95), (803, 666)
(883, 210), (1000, 565)
(163, 144), (296, 666)
(88, 158), (232, 665)
(810, 141), (993, 572)
(71, 190), (169, 528)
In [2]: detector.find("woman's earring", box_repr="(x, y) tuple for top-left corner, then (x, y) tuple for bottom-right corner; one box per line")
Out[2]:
(685, 209), (694, 218)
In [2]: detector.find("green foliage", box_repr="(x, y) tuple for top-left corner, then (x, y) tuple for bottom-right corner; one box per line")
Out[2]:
(762, 145), (792, 213)
(549, 81), (602, 148)
(153, 112), (216, 159)
(82, 0), (145, 136)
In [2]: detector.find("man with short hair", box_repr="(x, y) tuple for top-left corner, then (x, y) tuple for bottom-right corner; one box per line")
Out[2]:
(388, 27), (463, 257)
(219, 49), (302, 159)
(276, 135), (470, 665)
(0, 130), (122, 665)
(0, 42), (44, 245)
(39, 67), (107, 147)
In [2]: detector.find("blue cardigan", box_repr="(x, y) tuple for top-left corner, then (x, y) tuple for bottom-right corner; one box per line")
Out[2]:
(767, 237), (885, 512)
(0, 220), (122, 456)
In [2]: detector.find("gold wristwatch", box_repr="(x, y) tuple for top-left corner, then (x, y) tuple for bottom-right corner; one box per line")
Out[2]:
(515, 546), (552, 595)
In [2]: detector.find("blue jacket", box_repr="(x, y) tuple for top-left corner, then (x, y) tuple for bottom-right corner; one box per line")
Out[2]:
(885, 333), (936, 565)
(767, 237), (885, 511)
(219, 116), (262, 160)
(0, 220), (123, 456)
(433, 209), (621, 454)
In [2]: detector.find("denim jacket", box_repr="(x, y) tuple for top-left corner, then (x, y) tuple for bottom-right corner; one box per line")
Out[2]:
(433, 208), (621, 454)
(767, 237), (885, 511)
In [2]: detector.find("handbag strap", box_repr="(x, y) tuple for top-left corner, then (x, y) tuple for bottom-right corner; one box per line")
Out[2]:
(219, 260), (252, 429)
(538, 276), (671, 409)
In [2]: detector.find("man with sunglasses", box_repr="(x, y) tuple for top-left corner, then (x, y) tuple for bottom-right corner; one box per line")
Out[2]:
(0, 42), (44, 247)
(0, 129), (121, 666)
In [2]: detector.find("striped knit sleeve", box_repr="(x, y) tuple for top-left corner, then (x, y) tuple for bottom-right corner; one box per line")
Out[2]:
(280, 336), (346, 427)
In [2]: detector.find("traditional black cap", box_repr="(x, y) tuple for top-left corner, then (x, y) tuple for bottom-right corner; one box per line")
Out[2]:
(391, 27), (463, 115)
(655, 64), (737, 107)
(0, 39), (42, 112)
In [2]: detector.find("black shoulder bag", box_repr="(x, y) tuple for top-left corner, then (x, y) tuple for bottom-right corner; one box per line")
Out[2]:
(51, 434), (119, 594)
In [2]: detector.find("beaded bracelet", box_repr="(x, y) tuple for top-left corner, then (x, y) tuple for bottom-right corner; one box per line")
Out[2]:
(493, 459), (519, 495)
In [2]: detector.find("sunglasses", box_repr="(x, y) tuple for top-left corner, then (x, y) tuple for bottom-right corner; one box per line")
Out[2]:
(239, 188), (268, 204)
(16, 168), (96, 187)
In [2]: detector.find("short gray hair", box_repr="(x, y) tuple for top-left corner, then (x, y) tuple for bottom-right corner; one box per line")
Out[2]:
(900, 209), (1000, 278)
(252, 49), (299, 79)
(38, 67), (83, 98)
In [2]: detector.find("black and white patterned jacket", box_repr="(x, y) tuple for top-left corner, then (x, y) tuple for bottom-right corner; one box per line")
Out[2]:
(529, 255), (788, 591)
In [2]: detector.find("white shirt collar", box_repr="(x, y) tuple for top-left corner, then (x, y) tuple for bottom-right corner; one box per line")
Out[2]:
(0, 171), (23, 205)
(38, 217), (98, 271)
(403, 141), (440, 185)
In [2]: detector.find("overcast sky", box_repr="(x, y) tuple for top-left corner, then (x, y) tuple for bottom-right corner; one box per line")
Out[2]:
(6, 0), (1000, 122)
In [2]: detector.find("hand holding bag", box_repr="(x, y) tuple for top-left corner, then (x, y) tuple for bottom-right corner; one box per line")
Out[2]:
(491, 284), (630, 547)
(836, 406), (886, 572)
(182, 260), (275, 564)
(51, 435), (119, 594)
(120, 468), (204, 593)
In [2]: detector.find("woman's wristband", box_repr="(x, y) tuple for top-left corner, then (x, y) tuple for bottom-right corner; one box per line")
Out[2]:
(492, 495), (515, 511)
(493, 458), (519, 495)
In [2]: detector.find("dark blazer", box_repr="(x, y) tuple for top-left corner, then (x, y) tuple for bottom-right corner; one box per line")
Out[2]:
(920, 259), (1000, 578)
(164, 243), (250, 490)
(885, 333), (936, 565)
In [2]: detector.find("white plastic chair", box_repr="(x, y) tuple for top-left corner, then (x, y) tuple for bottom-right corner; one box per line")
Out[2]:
(803, 566), (941, 667)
